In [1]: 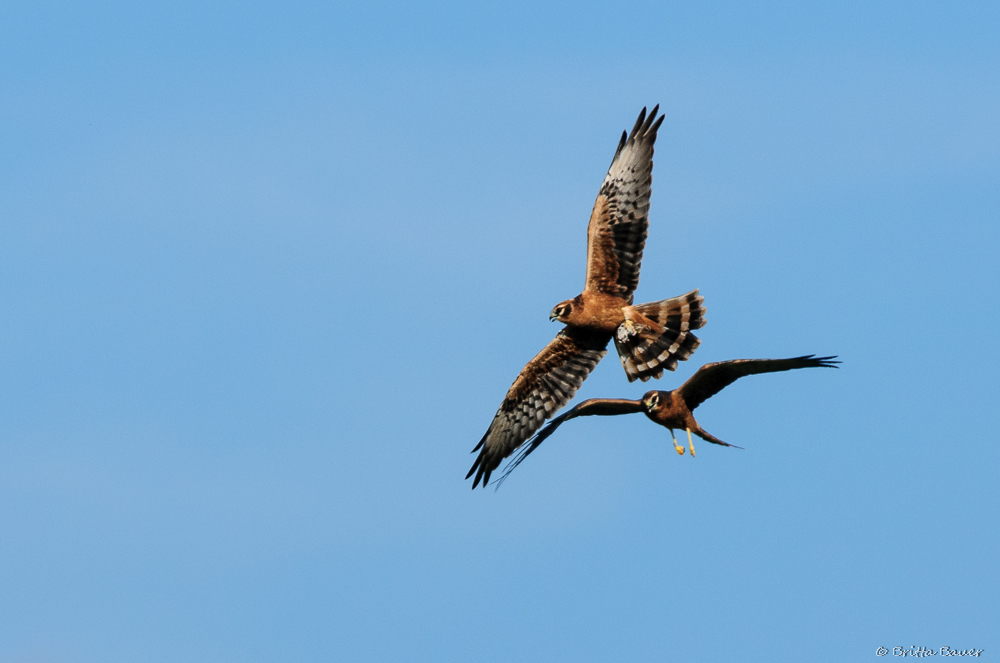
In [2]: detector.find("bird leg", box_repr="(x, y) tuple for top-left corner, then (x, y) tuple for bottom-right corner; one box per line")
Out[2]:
(686, 428), (696, 457)
(669, 430), (685, 455)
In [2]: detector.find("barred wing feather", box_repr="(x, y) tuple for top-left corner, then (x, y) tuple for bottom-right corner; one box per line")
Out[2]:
(467, 329), (609, 488)
(584, 106), (665, 303)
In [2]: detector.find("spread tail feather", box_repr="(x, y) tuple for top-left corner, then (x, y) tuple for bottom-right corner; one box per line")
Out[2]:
(613, 289), (706, 383)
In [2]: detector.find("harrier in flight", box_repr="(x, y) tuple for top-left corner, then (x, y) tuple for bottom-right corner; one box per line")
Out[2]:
(494, 355), (839, 486)
(467, 106), (707, 488)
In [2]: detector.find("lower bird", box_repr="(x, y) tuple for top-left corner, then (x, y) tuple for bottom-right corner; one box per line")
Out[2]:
(495, 355), (839, 487)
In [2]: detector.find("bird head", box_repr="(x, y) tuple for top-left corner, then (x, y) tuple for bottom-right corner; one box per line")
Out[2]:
(549, 300), (573, 323)
(642, 391), (662, 411)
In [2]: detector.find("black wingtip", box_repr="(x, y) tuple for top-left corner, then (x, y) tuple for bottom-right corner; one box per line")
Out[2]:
(467, 453), (492, 489)
(629, 107), (647, 141)
(626, 104), (664, 143)
(644, 104), (659, 129)
(803, 354), (841, 368)
(650, 111), (665, 136)
(613, 129), (627, 160)
(471, 430), (488, 453)
(466, 453), (482, 481)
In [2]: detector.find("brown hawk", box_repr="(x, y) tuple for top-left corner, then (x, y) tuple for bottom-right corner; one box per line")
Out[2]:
(467, 106), (708, 488)
(495, 355), (840, 486)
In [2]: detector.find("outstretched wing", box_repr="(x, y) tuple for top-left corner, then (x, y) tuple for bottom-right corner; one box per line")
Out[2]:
(467, 329), (610, 489)
(679, 355), (840, 411)
(495, 397), (645, 488)
(585, 105), (665, 304)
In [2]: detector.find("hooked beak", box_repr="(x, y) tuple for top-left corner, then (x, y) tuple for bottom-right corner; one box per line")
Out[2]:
(549, 312), (558, 322)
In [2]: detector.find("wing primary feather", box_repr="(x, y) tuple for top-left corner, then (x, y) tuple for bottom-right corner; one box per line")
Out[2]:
(609, 130), (627, 167)
(679, 355), (839, 412)
(493, 398), (643, 489)
(585, 104), (664, 302)
(648, 111), (664, 137)
(629, 107), (647, 140)
(468, 330), (610, 489)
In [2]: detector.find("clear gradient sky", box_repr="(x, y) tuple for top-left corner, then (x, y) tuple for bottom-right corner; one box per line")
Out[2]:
(1, 1), (998, 661)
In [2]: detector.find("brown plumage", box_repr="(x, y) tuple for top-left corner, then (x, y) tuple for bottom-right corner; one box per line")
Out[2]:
(493, 356), (839, 487)
(467, 106), (707, 489)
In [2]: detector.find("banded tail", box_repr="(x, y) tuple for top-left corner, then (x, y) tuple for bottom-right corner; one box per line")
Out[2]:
(613, 289), (706, 382)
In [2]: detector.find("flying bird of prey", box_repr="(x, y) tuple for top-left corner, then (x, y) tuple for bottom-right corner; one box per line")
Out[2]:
(467, 106), (707, 489)
(495, 355), (839, 487)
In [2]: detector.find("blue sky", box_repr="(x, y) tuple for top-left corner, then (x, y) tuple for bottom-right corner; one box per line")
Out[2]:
(1, 1), (998, 661)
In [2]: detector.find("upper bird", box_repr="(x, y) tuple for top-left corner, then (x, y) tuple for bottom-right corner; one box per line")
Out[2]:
(467, 106), (707, 488)
(495, 355), (840, 487)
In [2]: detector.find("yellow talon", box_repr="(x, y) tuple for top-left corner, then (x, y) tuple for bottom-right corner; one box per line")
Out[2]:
(686, 428), (696, 457)
(671, 432), (685, 455)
